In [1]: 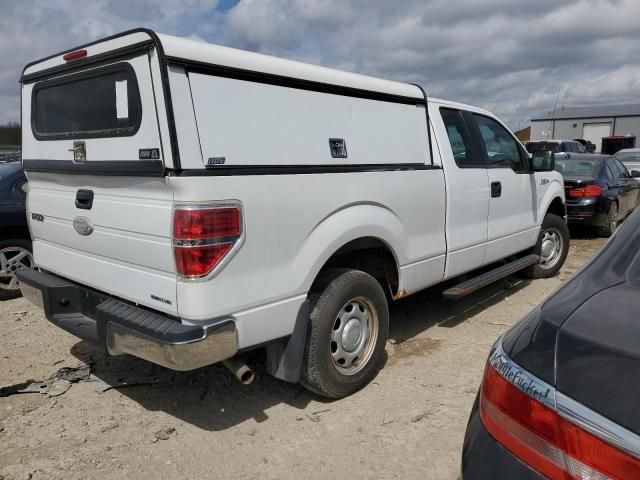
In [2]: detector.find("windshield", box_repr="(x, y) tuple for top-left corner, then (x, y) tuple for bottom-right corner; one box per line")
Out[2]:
(527, 141), (560, 153)
(555, 158), (602, 177)
(32, 63), (141, 140)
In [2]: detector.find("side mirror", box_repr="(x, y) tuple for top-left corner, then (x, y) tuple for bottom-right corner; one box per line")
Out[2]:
(531, 150), (555, 172)
(632, 170), (640, 178)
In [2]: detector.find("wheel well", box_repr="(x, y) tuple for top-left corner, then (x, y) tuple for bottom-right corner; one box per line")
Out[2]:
(317, 237), (399, 298)
(547, 197), (566, 218)
(0, 227), (30, 243)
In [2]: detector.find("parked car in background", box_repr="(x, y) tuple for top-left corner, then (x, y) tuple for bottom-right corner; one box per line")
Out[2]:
(572, 138), (596, 153)
(462, 208), (640, 480)
(615, 148), (640, 173)
(555, 154), (639, 236)
(0, 161), (33, 300)
(526, 140), (587, 155)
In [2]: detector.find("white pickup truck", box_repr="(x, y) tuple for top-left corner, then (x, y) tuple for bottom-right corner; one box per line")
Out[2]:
(17, 29), (568, 398)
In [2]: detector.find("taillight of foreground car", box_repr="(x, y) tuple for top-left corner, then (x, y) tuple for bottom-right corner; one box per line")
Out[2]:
(172, 203), (243, 278)
(480, 344), (640, 479)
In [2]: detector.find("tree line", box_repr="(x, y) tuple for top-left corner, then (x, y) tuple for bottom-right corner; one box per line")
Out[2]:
(0, 122), (20, 148)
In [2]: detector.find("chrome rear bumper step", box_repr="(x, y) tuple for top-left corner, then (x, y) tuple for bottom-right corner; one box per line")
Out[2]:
(17, 268), (237, 371)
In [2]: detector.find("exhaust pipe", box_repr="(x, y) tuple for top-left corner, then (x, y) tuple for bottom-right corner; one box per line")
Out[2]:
(223, 357), (255, 385)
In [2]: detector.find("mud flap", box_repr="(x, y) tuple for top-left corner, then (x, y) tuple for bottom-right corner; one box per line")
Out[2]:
(265, 299), (310, 383)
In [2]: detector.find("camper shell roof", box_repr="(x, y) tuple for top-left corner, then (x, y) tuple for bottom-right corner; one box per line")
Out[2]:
(21, 28), (424, 102)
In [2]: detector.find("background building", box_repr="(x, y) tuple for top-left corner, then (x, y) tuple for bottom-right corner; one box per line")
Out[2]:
(530, 104), (640, 153)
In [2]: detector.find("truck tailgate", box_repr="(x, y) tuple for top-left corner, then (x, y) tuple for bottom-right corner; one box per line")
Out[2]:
(27, 173), (177, 314)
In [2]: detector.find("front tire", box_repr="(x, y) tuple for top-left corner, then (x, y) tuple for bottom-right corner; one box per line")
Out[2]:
(301, 268), (389, 399)
(523, 214), (570, 279)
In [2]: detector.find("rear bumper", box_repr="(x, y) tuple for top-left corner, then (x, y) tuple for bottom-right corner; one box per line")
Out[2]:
(17, 268), (237, 371)
(566, 202), (607, 227)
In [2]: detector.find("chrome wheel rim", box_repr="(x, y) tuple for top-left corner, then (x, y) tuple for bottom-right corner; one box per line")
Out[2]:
(539, 228), (562, 269)
(330, 296), (379, 376)
(0, 246), (33, 292)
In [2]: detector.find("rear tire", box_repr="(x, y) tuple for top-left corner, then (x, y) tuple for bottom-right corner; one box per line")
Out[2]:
(0, 239), (34, 301)
(300, 268), (389, 399)
(599, 202), (618, 238)
(523, 214), (570, 279)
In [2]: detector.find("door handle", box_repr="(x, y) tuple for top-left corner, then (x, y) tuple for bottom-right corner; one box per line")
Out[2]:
(491, 181), (502, 198)
(75, 189), (94, 210)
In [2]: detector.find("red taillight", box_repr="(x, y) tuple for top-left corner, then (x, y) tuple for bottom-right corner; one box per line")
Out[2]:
(568, 184), (602, 198)
(480, 357), (640, 479)
(172, 204), (242, 278)
(62, 49), (87, 62)
(173, 207), (240, 239)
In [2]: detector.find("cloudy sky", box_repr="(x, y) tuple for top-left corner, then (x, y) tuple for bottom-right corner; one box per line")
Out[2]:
(2, 0), (639, 129)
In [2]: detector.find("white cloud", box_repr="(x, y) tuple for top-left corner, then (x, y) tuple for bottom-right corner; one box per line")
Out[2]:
(1, 0), (639, 130)
(221, 0), (640, 128)
(0, 0), (223, 122)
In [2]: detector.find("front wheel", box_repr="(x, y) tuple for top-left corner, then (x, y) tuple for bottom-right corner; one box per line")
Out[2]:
(523, 214), (570, 279)
(301, 268), (389, 398)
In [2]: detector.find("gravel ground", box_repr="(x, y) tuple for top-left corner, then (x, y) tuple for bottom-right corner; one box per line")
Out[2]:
(0, 233), (606, 480)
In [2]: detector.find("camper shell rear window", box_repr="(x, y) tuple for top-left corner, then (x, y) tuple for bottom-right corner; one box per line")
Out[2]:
(31, 63), (141, 140)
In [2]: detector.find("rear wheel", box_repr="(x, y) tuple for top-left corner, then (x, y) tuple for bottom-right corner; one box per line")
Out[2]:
(0, 239), (34, 301)
(599, 202), (618, 238)
(301, 268), (389, 398)
(523, 214), (570, 279)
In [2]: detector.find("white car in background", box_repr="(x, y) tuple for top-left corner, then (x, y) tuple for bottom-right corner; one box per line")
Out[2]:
(615, 148), (640, 175)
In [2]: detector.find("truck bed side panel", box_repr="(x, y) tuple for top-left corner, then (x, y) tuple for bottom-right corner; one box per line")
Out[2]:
(171, 169), (446, 348)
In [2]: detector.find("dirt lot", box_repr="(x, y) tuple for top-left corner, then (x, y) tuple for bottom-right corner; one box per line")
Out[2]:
(0, 234), (606, 480)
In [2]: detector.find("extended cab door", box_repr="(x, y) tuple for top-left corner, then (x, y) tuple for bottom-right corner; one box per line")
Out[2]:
(434, 107), (489, 278)
(467, 113), (538, 264)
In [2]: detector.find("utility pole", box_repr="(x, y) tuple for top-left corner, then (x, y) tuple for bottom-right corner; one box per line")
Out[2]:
(549, 87), (561, 139)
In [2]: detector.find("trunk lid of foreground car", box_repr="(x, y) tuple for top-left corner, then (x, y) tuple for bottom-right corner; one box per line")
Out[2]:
(21, 47), (178, 316)
(503, 211), (640, 431)
(555, 282), (640, 436)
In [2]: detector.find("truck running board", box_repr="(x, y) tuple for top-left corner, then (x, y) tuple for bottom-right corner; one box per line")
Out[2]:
(442, 254), (540, 300)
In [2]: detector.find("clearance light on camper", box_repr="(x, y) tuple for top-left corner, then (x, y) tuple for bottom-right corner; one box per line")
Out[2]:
(172, 204), (243, 278)
(63, 49), (87, 62)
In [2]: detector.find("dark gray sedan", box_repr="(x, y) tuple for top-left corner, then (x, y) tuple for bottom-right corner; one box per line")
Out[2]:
(462, 208), (640, 479)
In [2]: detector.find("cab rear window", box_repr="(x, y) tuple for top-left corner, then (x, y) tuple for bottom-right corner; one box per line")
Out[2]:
(31, 63), (141, 140)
